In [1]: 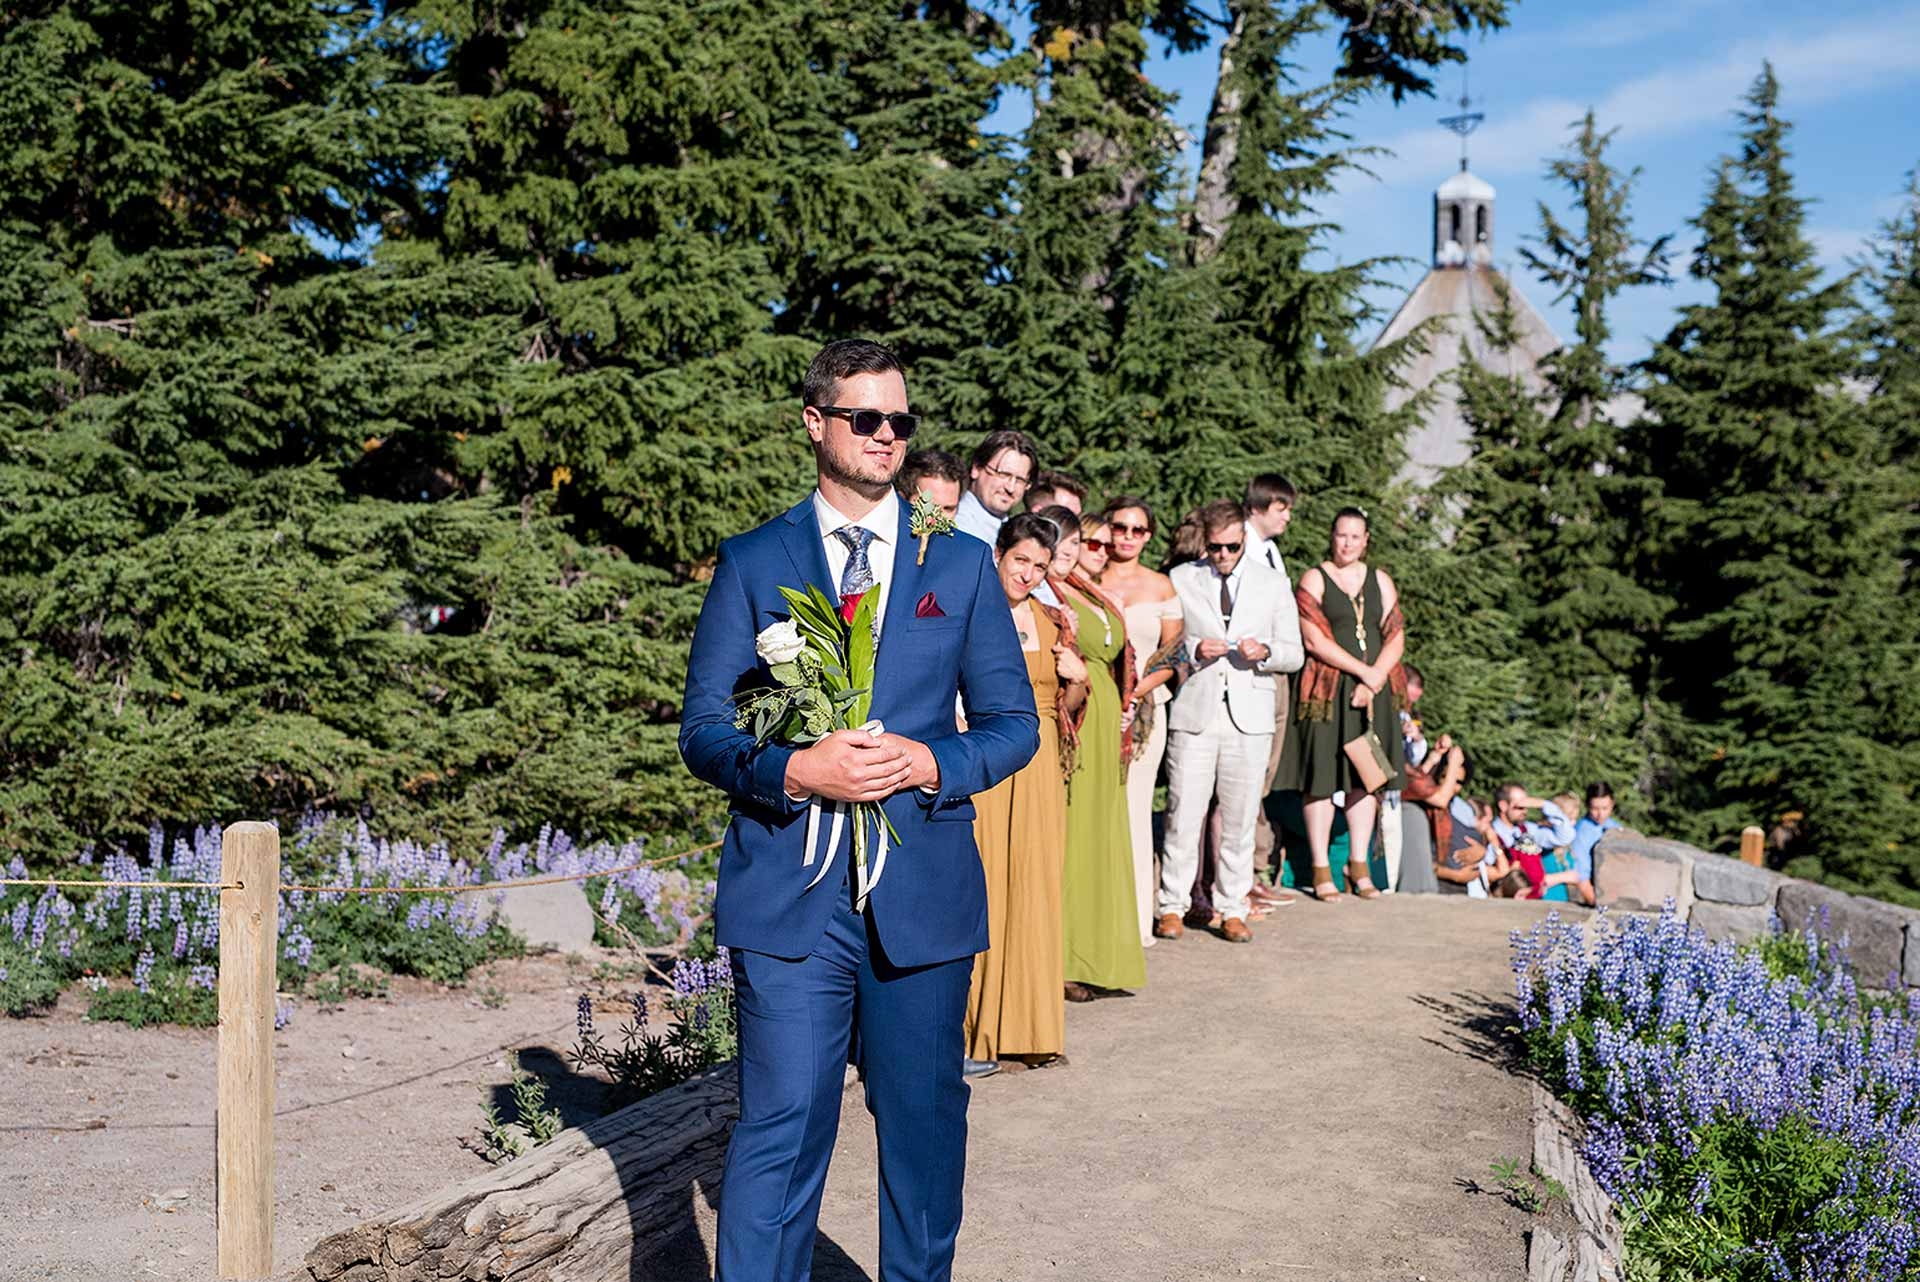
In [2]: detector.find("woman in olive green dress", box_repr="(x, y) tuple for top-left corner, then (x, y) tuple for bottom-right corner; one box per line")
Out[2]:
(1287, 507), (1409, 902)
(1056, 514), (1145, 999)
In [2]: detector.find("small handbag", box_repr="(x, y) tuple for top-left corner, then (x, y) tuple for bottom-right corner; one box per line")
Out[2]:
(1342, 703), (1393, 795)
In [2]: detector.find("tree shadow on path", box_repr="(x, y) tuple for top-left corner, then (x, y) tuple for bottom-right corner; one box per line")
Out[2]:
(1410, 989), (1533, 1074)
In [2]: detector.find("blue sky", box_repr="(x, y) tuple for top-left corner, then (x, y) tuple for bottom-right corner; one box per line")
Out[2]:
(987, 0), (1920, 362)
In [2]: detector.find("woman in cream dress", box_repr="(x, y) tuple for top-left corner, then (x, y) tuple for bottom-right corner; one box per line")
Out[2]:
(1096, 498), (1182, 947)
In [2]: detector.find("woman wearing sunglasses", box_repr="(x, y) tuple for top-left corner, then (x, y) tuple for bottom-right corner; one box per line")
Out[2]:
(1050, 511), (1144, 1002)
(1092, 498), (1183, 946)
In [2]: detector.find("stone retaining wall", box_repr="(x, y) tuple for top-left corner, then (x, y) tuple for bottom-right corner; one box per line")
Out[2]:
(1593, 832), (1920, 989)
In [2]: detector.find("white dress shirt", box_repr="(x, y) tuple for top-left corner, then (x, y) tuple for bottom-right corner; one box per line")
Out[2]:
(954, 490), (1003, 547)
(1245, 520), (1288, 579)
(813, 489), (900, 638)
(1213, 556), (1252, 625)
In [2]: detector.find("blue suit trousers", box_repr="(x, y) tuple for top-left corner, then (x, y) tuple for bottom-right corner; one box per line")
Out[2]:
(717, 879), (971, 1282)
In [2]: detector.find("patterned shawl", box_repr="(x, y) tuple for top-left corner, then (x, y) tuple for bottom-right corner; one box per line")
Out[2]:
(1294, 583), (1409, 724)
(1051, 574), (1139, 777)
(1131, 626), (1194, 756)
(1031, 598), (1087, 782)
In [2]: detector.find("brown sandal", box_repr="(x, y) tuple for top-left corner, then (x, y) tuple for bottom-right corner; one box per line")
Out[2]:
(1311, 870), (1341, 902)
(1346, 861), (1382, 900)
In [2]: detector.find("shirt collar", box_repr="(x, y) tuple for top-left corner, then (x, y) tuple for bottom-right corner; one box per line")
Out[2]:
(813, 490), (897, 544)
(1212, 556), (1248, 586)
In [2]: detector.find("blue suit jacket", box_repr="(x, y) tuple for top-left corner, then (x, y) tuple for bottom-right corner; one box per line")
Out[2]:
(679, 494), (1040, 969)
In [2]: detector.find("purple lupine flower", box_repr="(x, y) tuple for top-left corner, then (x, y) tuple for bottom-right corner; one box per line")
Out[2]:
(132, 948), (155, 994)
(189, 964), (216, 991)
(576, 993), (595, 1041)
(631, 991), (649, 1034)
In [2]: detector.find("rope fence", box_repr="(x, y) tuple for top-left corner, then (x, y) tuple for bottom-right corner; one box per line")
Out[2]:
(0, 822), (726, 1280)
(0, 840), (724, 897)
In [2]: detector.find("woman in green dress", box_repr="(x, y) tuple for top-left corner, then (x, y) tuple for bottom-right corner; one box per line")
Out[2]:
(1287, 507), (1409, 902)
(1054, 512), (1145, 1000)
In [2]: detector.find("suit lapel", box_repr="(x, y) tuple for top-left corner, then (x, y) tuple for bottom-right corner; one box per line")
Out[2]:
(875, 495), (922, 683)
(779, 497), (834, 596)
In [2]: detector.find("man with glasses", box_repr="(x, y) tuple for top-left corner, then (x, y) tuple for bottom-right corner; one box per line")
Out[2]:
(1154, 499), (1304, 943)
(955, 429), (1041, 546)
(680, 339), (1039, 1282)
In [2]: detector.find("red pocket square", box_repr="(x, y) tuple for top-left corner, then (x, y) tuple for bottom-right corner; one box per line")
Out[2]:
(915, 592), (945, 619)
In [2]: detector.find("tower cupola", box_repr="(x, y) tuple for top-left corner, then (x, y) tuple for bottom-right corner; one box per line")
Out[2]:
(1433, 164), (1495, 268)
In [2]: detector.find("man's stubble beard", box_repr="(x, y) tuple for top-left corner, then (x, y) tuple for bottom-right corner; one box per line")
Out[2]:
(818, 444), (901, 502)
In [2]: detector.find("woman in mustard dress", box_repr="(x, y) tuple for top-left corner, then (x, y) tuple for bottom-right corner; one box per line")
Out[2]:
(968, 514), (1087, 1066)
(1057, 514), (1146, 999)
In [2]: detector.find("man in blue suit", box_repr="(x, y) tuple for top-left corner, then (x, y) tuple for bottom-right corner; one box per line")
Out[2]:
(680, 338), (1040, 1282)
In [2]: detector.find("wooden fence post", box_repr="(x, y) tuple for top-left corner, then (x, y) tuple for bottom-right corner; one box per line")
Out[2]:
(219, 821), (280, 1280)
(1739, 825), (1765, 868)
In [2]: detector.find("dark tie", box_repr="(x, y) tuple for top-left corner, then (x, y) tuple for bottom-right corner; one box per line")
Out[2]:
(835, 527), (876, 597)
(1219, 573), (1233, 623)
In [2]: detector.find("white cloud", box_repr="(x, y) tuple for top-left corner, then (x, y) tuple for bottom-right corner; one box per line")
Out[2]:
(1350, 9), (1920, 197)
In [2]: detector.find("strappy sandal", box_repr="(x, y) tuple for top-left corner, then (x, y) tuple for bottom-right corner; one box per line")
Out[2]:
(1311, 871), (1341, 903)
(1345, 861), (1382, 900)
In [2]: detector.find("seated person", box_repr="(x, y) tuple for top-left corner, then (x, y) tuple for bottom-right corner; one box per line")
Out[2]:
(1545, 792), (1595, 905)
(1492, 783), (1575, 859)
(1570, 781), (1622, 886)
(1492, 867), (1534, 899)
(1435, 798), (1507, 897)
(1402, 733), (1468, 856)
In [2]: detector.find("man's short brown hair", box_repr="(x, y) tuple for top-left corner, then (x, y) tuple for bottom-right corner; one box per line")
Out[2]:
(1027, 469), (1087, 508)
(1245, 473), (1297, 511)
(1197, 497), (1246, 538)
(897, 447), (965, 497)
(969, 430), (1039, 477)
(802, 338), (903, 409)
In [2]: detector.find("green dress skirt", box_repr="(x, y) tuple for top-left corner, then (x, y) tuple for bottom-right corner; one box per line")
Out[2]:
(1282, 563), (1407, 798)
(1061, 595), (1146, 991)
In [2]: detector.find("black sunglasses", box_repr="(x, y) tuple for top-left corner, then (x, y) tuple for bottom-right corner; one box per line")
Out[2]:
(1206, 541), (1243, 555)
(819, 405), (921, 441)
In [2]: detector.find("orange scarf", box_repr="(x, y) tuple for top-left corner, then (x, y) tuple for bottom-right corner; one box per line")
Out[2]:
(1294, 585), (1409, 723)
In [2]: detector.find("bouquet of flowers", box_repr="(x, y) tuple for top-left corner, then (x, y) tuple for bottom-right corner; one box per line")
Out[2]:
(735, 584), (900, 908)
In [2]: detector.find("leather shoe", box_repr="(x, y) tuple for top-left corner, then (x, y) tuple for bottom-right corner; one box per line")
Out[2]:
(1152, 913), (1185, 940)
(1218, 917), (1254, 944)
(1250, 882), (1296, 907)
(963, 1057), (1000, 1080)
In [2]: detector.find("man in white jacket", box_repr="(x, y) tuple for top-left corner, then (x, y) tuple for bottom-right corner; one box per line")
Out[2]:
(1154, 499), (1305, 943)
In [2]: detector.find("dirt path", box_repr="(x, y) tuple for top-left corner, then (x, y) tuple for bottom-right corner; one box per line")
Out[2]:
(2, 897), (1558, 1282)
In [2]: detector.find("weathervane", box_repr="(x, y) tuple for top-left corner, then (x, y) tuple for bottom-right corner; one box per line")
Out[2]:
(1436, 65), (1484, 172)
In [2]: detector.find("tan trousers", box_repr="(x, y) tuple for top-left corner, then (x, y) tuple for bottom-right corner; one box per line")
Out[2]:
(1252, 675), (1291, 878)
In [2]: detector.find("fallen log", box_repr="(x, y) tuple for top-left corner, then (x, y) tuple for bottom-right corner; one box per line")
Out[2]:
(304, 1064), (738, 1282)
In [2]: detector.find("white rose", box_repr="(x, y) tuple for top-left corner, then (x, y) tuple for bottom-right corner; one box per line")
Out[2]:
(755, 620), (806, 665)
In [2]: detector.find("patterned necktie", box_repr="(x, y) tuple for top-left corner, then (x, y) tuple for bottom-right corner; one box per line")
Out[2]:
(1218, 572), (1233, 624)
(836, 526), (876, 596)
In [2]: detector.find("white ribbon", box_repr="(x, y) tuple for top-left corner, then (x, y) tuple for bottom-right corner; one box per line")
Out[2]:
(801, 720), (889, 908)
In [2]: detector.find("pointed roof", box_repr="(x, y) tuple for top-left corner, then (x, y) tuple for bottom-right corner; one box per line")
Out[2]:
(1373, 265), (1562, 483)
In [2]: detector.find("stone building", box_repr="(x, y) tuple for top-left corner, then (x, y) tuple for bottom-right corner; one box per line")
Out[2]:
(1373, 163), (1563, 485)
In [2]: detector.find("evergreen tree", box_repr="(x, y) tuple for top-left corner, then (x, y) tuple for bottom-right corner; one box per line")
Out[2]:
(1403, 115), (1667, 804)
(1855, 171), (1920, 603)
(1632, 66), (1918, 892)
(0, 4), (718, 858)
